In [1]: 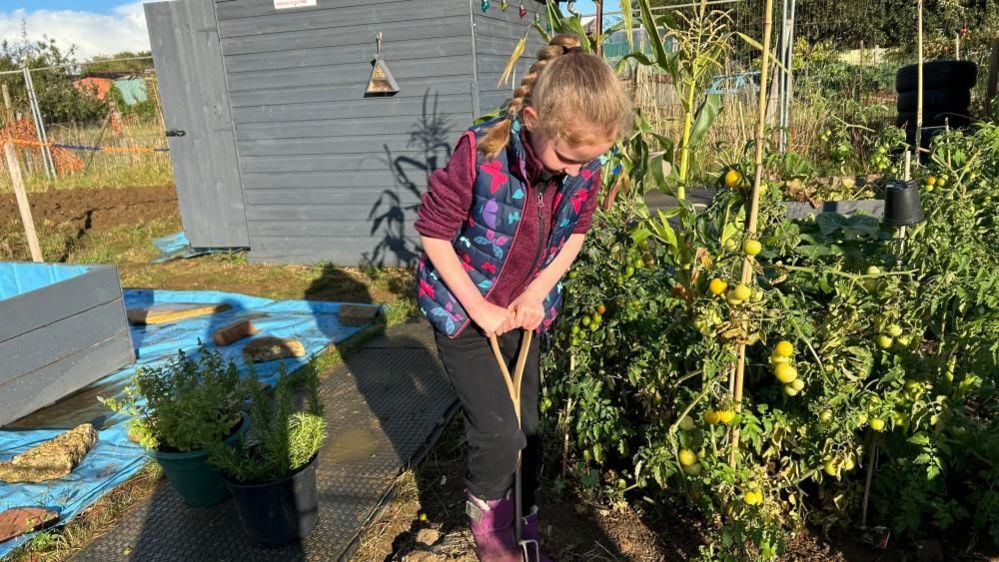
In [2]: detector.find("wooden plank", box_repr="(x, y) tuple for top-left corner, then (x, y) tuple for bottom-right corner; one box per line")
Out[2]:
(237, 135), (448, 157)
(248, 220), (418, 238)
(215, 0), (420, 20)
(220, 16), (468, 56)
(245, 202), (422, 221)
(234, 114), (468, 141)
(218, 2), (466, 37)
(126, 303), (233, 325)
(242, 171), (430, 190)
(239, 151), (441, 173)
(224, 35), (518, 74)
(0, 300), (131, 384)
(146, 0), (250, 248)
(0, 267), (122, 344)
(231, 94), (472, 125)
(225, 56), (475, 92)
(229, 77), (472, 110)
(243, 186), (426, 206)
(3, 142), (42, 262)
(0, 335), (135, 428)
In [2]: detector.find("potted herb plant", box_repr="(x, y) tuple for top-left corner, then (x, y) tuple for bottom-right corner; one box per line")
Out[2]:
(207, 366), (327, 545)
(100, 342), (250, 507)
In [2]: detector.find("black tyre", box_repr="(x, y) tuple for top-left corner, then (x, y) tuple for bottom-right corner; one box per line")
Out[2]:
(895, 60), (977, 93)
(897, 88), (971, 112)
(895, 111), (970, 128)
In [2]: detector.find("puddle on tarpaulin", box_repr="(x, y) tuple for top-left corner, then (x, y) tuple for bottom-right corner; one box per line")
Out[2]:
(325, 425), (383, 462)
(5, 381), (127, 431)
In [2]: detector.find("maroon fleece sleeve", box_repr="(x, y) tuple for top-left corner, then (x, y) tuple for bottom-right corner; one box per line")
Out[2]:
(414, 132), (477, 240)
(572, 167), (602, 235)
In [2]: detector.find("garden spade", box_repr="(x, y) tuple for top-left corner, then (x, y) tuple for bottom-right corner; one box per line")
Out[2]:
(488, 330), (538, 562)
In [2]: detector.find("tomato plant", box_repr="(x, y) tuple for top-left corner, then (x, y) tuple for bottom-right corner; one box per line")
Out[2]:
(544, 121), (999, 558)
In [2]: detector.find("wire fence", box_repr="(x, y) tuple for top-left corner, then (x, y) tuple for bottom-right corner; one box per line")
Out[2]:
(594, 0), (995, 174)
(0, 56), (172, 192)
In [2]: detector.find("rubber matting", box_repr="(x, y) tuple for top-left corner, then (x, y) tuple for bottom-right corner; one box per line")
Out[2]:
(73, 319), (455, 562)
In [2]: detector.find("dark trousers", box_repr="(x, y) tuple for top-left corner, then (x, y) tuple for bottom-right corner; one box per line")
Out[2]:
(435, 327), (541, 515)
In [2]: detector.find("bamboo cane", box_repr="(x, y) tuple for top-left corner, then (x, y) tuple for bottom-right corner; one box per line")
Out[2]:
(728, 0), (774, 468)
(914, 0), (924, 156)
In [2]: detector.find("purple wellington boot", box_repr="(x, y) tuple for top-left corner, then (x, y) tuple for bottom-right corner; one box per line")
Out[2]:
(467, 493), (522, 562)
(520, 507), (552, 562)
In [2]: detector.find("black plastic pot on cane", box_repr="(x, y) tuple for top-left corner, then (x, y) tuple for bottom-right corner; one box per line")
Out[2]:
(224, 454), (320, 545)
(883, 179), (925, 226)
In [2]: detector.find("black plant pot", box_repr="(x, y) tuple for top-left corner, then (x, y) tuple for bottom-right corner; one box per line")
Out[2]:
(883, 180), (925, 226)
(224, 455), (319, 545)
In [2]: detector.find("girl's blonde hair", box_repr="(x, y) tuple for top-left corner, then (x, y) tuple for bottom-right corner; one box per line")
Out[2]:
(479, 33), (632, 160)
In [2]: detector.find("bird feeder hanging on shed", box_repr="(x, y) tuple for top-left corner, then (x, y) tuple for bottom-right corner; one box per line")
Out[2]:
(366, 33), (400, 96)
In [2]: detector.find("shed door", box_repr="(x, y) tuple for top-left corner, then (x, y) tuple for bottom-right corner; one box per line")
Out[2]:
(145, 0), (249, 248)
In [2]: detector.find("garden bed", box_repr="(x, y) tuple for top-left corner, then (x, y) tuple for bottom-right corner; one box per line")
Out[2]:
(0, 263), (134, 427)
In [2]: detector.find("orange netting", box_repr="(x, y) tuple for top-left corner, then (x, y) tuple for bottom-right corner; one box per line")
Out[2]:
(1, 118), (85, 173)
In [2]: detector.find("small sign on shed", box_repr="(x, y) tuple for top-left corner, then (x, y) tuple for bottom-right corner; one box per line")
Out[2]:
(274, 0), (316, 9)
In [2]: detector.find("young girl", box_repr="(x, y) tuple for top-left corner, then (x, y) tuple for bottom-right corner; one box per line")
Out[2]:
(414, 33), (631, 561)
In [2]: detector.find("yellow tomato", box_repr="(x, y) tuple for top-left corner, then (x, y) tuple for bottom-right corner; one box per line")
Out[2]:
(744, 490), (763, 505)
(717, 409), (737, 424)
(774, 340), (795, 357)
(774, 363), (798, 383)
(704, 409), (721, 424)
(744, 239), (762, 256)
(724, 169), (743, 188)
(679, 449), (698, 466)
(709, 278), (728, 296)
(733, 284), (752, 301)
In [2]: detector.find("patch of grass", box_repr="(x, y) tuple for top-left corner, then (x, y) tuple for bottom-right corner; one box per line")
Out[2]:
(9, 464), (164, 562)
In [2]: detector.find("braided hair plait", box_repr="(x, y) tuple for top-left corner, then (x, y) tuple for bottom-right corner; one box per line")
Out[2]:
(478, 34), (582, 160)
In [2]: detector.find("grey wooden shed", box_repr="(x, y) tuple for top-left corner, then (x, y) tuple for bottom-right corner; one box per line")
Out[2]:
(146, 0), (548, 265)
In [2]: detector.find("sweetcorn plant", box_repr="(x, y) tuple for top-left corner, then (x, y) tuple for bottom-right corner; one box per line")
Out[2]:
(100, 342), (246, 452)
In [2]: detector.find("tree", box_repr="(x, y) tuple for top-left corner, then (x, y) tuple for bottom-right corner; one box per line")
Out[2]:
(0, 33), (107, 124)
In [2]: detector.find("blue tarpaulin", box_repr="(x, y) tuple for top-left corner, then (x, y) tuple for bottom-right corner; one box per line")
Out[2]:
(0, 263), (93, 301)
(0, 288), (381, 558)
(151, 232), (234, 264)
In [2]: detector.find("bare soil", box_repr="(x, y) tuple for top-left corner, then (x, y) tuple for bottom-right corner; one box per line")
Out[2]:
(0, 185), (178, 232)
(351, 418), (866, 562)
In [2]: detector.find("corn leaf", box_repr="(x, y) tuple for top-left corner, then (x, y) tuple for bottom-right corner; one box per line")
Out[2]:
(689, 93), (722, 147)
(498, 32), (529, 87)
(636, 0), (669, 69)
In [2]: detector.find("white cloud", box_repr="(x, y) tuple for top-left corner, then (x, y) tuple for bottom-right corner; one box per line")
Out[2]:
(0, 2), (154, 60)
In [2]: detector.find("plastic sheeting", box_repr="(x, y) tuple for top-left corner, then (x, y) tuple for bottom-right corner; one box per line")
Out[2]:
(0, 288), (381, 558)
(152, 232), (236, 263)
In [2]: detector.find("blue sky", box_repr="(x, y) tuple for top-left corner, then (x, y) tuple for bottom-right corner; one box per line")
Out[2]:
(1, 1), (154, 59)
(1, 1), (124, 12)
(571, 1), (622, 16)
